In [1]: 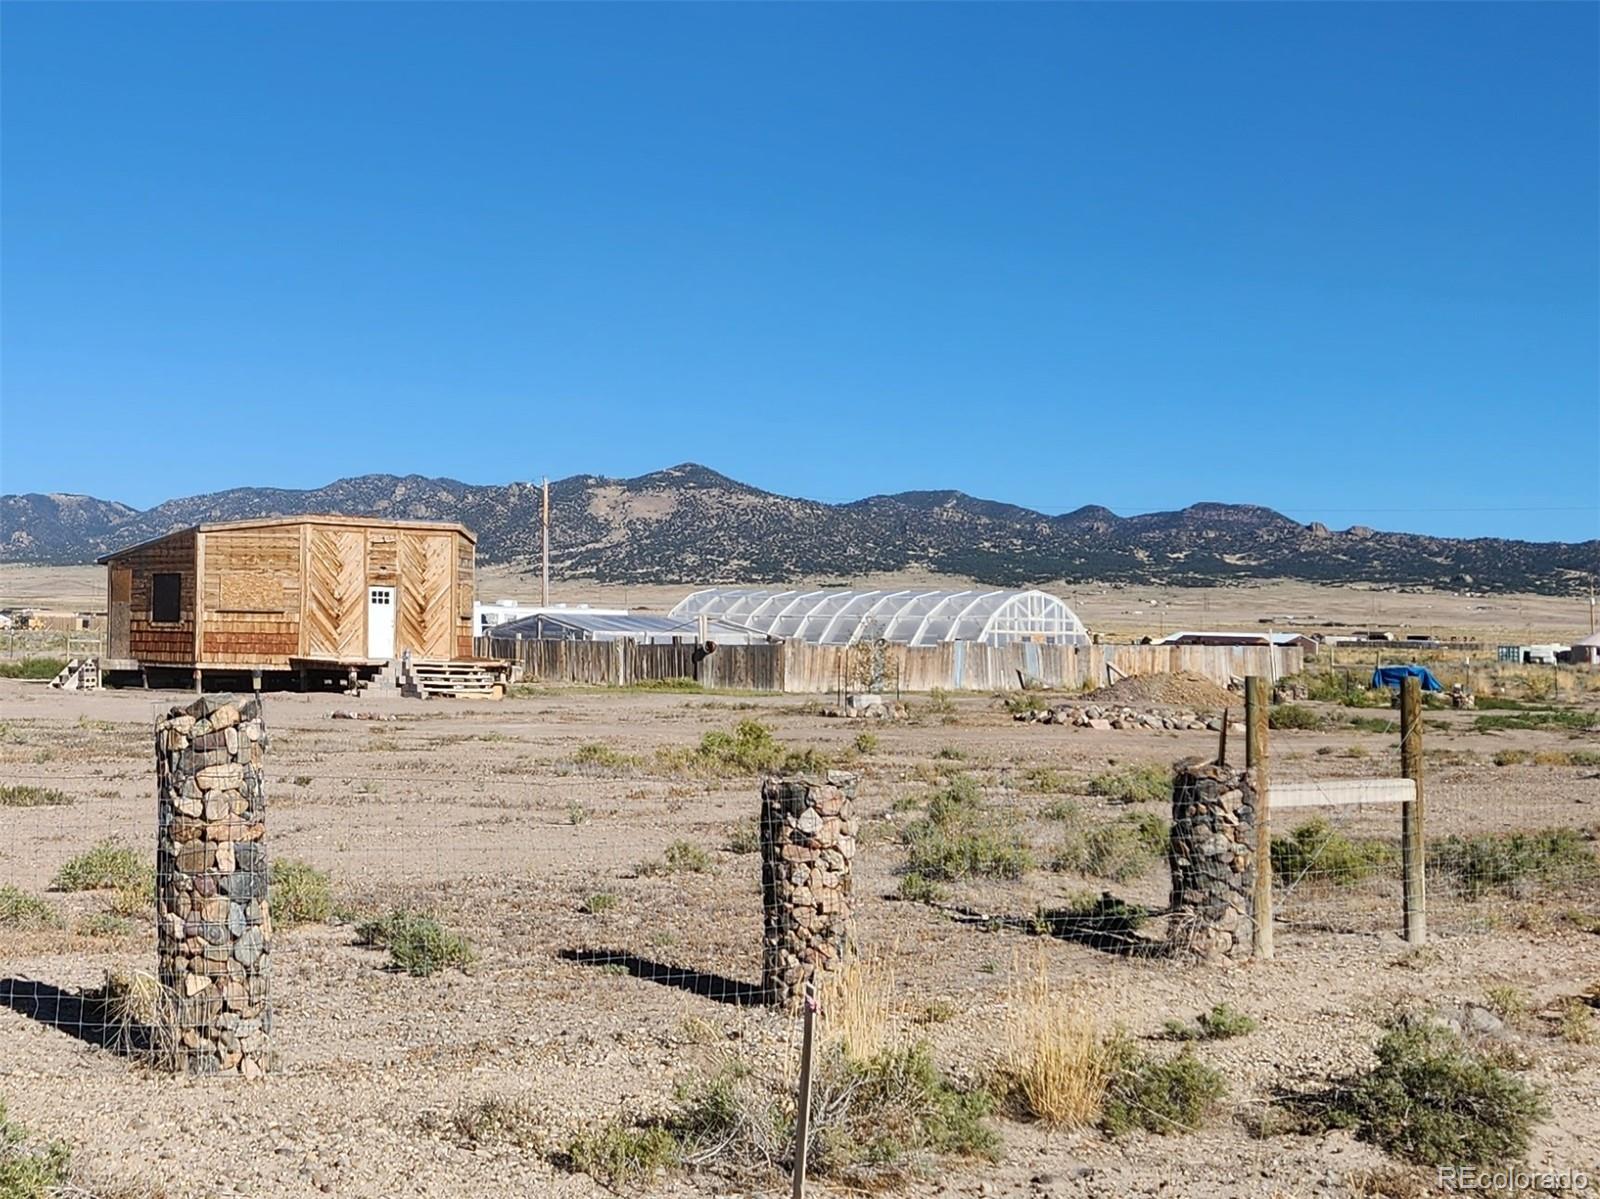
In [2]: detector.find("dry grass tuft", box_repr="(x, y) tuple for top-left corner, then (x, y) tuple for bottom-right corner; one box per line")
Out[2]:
(1001, 960), (1119, 1128)
(820, 956), (899, 1062)
(1555, 997), (1596, 1045)
(84, 968), (179, 1071)
(431, 1095), (546, 1149)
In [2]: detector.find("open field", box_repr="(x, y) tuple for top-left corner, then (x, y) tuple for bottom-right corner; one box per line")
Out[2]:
(1, 675), (1596, 1198)
(6, 561), (1597, 643)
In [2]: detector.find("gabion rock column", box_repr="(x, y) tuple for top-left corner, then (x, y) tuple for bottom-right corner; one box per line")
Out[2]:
(1167, 762), (1257, 962)
(760, 770), (857, 1007)
(156, 694), (272, 1076)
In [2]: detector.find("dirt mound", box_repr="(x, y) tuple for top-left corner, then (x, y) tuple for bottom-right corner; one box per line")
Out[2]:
(1079, 670), (1237, 712)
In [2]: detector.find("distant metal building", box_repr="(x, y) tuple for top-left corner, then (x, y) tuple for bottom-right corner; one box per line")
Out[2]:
(1155, 630), (1317, 651)
(487, 610), (769, 645)
(1570, 633), (1600, 667)
(668, 587), (1090, 647)
(472, 600), (626, 638)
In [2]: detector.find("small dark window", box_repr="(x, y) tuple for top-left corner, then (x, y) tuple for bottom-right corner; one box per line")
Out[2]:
(151, 573), (183, 623)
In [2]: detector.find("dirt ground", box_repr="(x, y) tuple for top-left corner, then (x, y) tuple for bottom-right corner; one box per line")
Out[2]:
(1, 675), (1596, 1199)
(5, 563), (1596, 642)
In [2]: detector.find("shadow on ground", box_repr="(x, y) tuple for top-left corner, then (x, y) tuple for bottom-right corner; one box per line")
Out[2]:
(910, 891), (1169, 958)
(0, 977), (129, 1052)
(558, 949), (765, 1006)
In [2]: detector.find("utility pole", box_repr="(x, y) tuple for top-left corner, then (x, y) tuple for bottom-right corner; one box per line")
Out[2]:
(541, 477), (551, 607)
(1589, 573), (1595, 636)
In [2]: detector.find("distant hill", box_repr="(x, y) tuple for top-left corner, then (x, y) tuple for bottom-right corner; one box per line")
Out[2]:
(2, 464), (1594, 593)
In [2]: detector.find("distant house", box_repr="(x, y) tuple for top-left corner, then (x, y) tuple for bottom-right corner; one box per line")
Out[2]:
(1569, 633), (1600, 667)
(1154, 630), (1317, 651)
(97, 515), (476, 686)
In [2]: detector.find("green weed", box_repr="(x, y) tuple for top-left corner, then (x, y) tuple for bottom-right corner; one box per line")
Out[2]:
(49, 840), (148, 892)
(639, 840), (713, 876)
(355, 909), (475, 976)
(0, 785), (70, 808)
(1163, 1003), (1258, 1042)
(1268, 704), (1324, 730)
(270, 859), (333, 926)
(1086, 764), (1169, 805)
(0, 658), (67, 680)
(0, 886), (62, 930)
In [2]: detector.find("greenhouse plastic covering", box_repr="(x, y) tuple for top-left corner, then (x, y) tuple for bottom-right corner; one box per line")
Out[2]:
(667, 588), (1090, 647)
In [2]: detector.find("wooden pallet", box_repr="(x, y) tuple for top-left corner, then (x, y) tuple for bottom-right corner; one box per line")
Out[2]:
(401, 658), (511, 700)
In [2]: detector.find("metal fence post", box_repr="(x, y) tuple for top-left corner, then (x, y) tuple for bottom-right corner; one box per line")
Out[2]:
(1400, 675), (1427, 944)
(1245, 676), (1273, 960)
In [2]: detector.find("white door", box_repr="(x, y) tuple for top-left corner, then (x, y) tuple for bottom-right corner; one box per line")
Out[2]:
(367, 587), (396, 659)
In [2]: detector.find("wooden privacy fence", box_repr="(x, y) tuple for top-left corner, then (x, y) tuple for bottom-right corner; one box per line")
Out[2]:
(477, 636), (1302, 694)
(478, 637), (785, 690)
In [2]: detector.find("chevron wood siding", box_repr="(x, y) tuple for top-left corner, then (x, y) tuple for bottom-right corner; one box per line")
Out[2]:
(398, 531), (453, 659)
(305, 527), (366, 659)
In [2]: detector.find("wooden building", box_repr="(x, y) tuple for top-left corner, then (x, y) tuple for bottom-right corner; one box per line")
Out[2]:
(98, 516), (476, 686)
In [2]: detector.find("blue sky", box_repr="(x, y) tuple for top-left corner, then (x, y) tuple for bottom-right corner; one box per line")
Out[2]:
(2, 3), (1596, 542)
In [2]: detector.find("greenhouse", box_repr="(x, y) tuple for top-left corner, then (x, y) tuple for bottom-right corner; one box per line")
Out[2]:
(668, 587), (1090, 648)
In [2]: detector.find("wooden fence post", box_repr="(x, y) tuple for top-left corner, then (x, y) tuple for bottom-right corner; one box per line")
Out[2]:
(1400, 675), (1427, 944)
(1245, 676), (1273, 960)
(790, 981), (817, 1199)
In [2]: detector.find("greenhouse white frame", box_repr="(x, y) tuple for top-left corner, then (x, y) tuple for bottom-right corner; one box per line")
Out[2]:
(668, 587), (1090, 648)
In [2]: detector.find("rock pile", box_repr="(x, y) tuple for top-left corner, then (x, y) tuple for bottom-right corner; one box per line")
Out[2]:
(760, 770), (858, 1007)
(822, 693), (908, 720)
(1167, 762), (1257, 963)
(156, 694), (273, 1077)
(1015, 703), (1240, 733)
(1080, 670), (1237, 710)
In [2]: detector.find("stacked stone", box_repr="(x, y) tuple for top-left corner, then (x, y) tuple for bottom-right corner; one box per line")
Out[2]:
(760, 770), (858, 1007)
(155, 694), (272, 1077)
(1167, 762), (1256, 962)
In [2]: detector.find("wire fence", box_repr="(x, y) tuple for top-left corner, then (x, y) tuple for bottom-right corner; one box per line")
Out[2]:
(0, 628), (105, 660)
(1, 680), (1597, 1196)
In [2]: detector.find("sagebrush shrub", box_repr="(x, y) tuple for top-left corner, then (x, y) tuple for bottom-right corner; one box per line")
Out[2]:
(1101, 1047), (1227, 1136)
(902, 777), (1032, 882)
(1271, 819), (1394, 886)
(1326, 1022), (1547, 1166)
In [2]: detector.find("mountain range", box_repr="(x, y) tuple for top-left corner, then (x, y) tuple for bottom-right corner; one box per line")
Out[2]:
(2, 464), (1594, 593)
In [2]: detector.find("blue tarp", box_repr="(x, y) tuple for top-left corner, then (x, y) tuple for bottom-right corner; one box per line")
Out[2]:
(1371, 665), (1443, 692)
